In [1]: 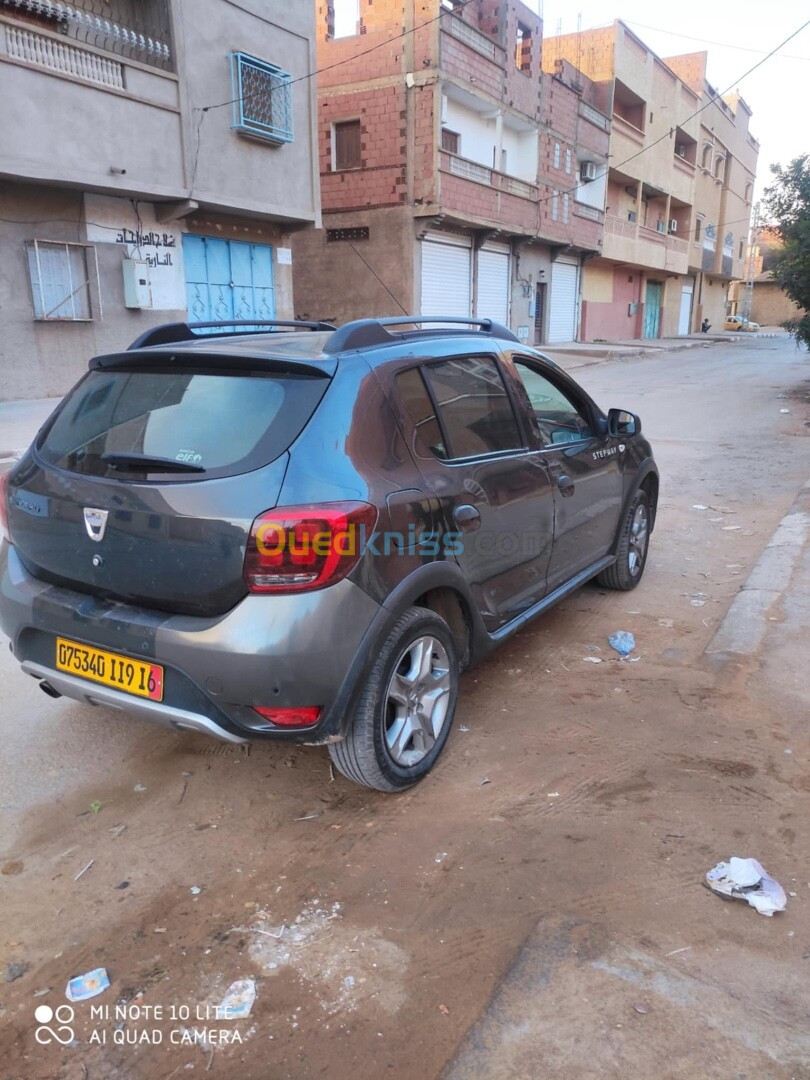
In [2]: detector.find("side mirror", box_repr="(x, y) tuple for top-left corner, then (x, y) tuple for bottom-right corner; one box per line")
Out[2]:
(608, 408), (641, 437)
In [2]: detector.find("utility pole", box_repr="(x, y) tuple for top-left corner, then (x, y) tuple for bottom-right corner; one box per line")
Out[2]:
(741, 200), (760, 322)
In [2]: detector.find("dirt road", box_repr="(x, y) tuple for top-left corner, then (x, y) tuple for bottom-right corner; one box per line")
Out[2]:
(1, 336), (808, 1079)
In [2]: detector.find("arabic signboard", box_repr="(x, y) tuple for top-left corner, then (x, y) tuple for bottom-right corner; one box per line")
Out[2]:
(83, 194), (186, 310)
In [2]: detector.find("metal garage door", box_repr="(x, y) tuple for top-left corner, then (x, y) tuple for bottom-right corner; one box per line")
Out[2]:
(476, 244), (510, 325)
(548, 258), (579, 343)
(420, 233), (472, 320)
(183, 235), (275, 324)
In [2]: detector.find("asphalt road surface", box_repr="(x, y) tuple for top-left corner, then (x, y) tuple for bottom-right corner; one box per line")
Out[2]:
(1, 335), (808, 1080)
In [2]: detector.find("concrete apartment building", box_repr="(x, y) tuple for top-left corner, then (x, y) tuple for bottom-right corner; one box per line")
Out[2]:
(544, 22), (758, 340)
(0, 0), (320, 400)
(292, 0), (610, 345)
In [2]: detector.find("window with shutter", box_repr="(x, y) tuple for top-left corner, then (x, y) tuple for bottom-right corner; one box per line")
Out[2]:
(334, 120), (362, 170)
(25, 241), (94, 321)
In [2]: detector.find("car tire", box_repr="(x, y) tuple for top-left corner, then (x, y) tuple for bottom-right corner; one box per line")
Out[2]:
(328, 606), (459, 792)
(597, 488), (651, 591)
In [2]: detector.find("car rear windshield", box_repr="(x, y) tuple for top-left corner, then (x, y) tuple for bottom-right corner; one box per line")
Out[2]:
(37, 367), (328, 479)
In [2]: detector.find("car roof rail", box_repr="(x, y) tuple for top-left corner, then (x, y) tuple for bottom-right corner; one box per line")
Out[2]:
(127, 320), (337, 350)
(324, 316), (519, 353)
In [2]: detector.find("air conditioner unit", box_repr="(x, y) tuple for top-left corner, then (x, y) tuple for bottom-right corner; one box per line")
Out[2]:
(580, 161), (597, 182)
(669, 218), (678, 233)
(675, 144), (686, 158)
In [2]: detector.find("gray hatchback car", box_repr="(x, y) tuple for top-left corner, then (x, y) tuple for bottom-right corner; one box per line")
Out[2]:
(0, 317), (658, 791)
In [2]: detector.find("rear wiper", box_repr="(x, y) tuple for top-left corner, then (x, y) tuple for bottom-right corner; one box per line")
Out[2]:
(102, 452), (205, 473)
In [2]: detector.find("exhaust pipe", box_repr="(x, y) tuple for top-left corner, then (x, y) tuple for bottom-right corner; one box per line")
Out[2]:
(39, 681), (62, 699)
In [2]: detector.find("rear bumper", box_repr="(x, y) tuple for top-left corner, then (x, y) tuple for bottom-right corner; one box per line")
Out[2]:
(0, 543), (382, 743)
(20, 660), (249, 743)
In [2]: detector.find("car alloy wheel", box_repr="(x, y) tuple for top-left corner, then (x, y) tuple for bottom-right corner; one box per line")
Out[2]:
(383, 635), (452, 767)
(628, 502), (649, 578)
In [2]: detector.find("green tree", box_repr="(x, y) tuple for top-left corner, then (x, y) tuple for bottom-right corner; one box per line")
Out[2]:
(764, 155), (810, 348)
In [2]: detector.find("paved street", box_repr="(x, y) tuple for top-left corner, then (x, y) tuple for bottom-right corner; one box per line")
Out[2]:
(1, 335), (809, 1079)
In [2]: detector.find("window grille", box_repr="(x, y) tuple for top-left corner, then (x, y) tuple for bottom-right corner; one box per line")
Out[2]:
(229, 53), (293, 145)
(25, 240), (96, 321)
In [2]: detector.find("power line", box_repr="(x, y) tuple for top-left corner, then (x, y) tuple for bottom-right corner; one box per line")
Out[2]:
(534, 17), (810, 217)
(6, 11), (803, 292)
(187, 0), (478, 193)
(623, 19), (810, 62)
(197, 0), (478, 117)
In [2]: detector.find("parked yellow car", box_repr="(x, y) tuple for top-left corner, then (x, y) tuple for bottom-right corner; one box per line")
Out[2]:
(724, 315), (760, 332)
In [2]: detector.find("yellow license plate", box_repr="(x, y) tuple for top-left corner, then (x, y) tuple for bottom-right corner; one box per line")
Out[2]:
(55, 637), (164, 702)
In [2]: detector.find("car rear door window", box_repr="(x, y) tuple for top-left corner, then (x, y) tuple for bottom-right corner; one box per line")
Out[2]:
(513, 361), (593, 446)
(422, 357), (523, 459)
(395, 367), (448, 459)
(37, 368), (327, 480)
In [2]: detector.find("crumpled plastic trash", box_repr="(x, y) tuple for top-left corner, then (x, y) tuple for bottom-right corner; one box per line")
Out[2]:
(608, 631), (636, 657)
(219, 978), (256, 1018)
(705, 857), (786, 917)
(66, 967), (110, 1002)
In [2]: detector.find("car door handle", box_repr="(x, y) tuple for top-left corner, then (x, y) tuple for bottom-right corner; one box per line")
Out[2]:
(453, 504), (481, 531)
(556, 475), (575, 497)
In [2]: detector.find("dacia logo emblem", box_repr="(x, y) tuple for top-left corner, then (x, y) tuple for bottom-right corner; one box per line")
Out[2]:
(83, 508), (109, 542)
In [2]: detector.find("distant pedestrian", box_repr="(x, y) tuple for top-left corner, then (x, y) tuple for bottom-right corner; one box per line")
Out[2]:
(701, 318), (711, 333)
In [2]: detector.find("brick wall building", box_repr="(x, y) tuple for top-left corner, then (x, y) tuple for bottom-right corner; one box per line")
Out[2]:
(293, 0), (610, 344)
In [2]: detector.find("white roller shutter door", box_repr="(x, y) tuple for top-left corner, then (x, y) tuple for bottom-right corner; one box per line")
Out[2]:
(548, 258), (579, 343)
(475, 245), (510, 326)
(420, 234), (472, 319)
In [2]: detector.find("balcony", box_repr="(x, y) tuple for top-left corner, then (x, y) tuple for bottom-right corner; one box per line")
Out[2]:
(1, 0), (172, 69)
(439, 151), (538, 233)
(443, 12), (498, 62)
(573, 201), (604, 223)
(579, 99), (610, 133)
(439, 11), (505, 101)
(1, 3), (183, 198)
(603, 216), (689, 274)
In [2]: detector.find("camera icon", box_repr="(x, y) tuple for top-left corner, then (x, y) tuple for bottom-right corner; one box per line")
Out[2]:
(34, 1004), (76, 1046)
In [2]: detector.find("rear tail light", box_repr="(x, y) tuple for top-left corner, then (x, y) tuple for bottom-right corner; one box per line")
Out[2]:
(253, 706), (320, 728)
(0, 472), (10, 542)
(244, 501), (378, 593)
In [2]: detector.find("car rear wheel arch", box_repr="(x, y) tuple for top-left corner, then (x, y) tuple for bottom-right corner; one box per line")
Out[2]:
(639, 470), (659, 530)
(413, 586), (472, 671)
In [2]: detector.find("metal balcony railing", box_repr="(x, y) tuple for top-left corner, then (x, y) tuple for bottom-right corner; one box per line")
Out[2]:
(0, 0), (172, 69)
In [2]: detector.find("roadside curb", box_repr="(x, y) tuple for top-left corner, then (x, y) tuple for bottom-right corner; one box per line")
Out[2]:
(546, 337), (735, 370)
(705, 480), (810, 659)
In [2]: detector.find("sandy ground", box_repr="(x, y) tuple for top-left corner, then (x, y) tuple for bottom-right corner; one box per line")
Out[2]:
(0, 335), (808, 1080)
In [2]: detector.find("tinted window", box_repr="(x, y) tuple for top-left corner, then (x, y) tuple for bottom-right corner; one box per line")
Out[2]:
(396, 367), (448, 460)
(38, 368), (327, 479)
(513, 362), (593, 445)
(423, 357), (522, 458)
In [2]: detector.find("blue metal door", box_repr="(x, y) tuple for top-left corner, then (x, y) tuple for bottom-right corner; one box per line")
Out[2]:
(183, 236), (275, 324)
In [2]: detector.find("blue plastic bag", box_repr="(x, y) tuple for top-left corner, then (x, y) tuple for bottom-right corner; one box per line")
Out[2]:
(608, 631), (636, 657)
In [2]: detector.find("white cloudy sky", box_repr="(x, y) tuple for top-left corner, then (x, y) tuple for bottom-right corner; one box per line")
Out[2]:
(530, 0), (810, 203)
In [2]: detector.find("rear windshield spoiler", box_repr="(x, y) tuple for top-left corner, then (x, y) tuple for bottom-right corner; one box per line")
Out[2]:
(89, 350), (336, 378)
